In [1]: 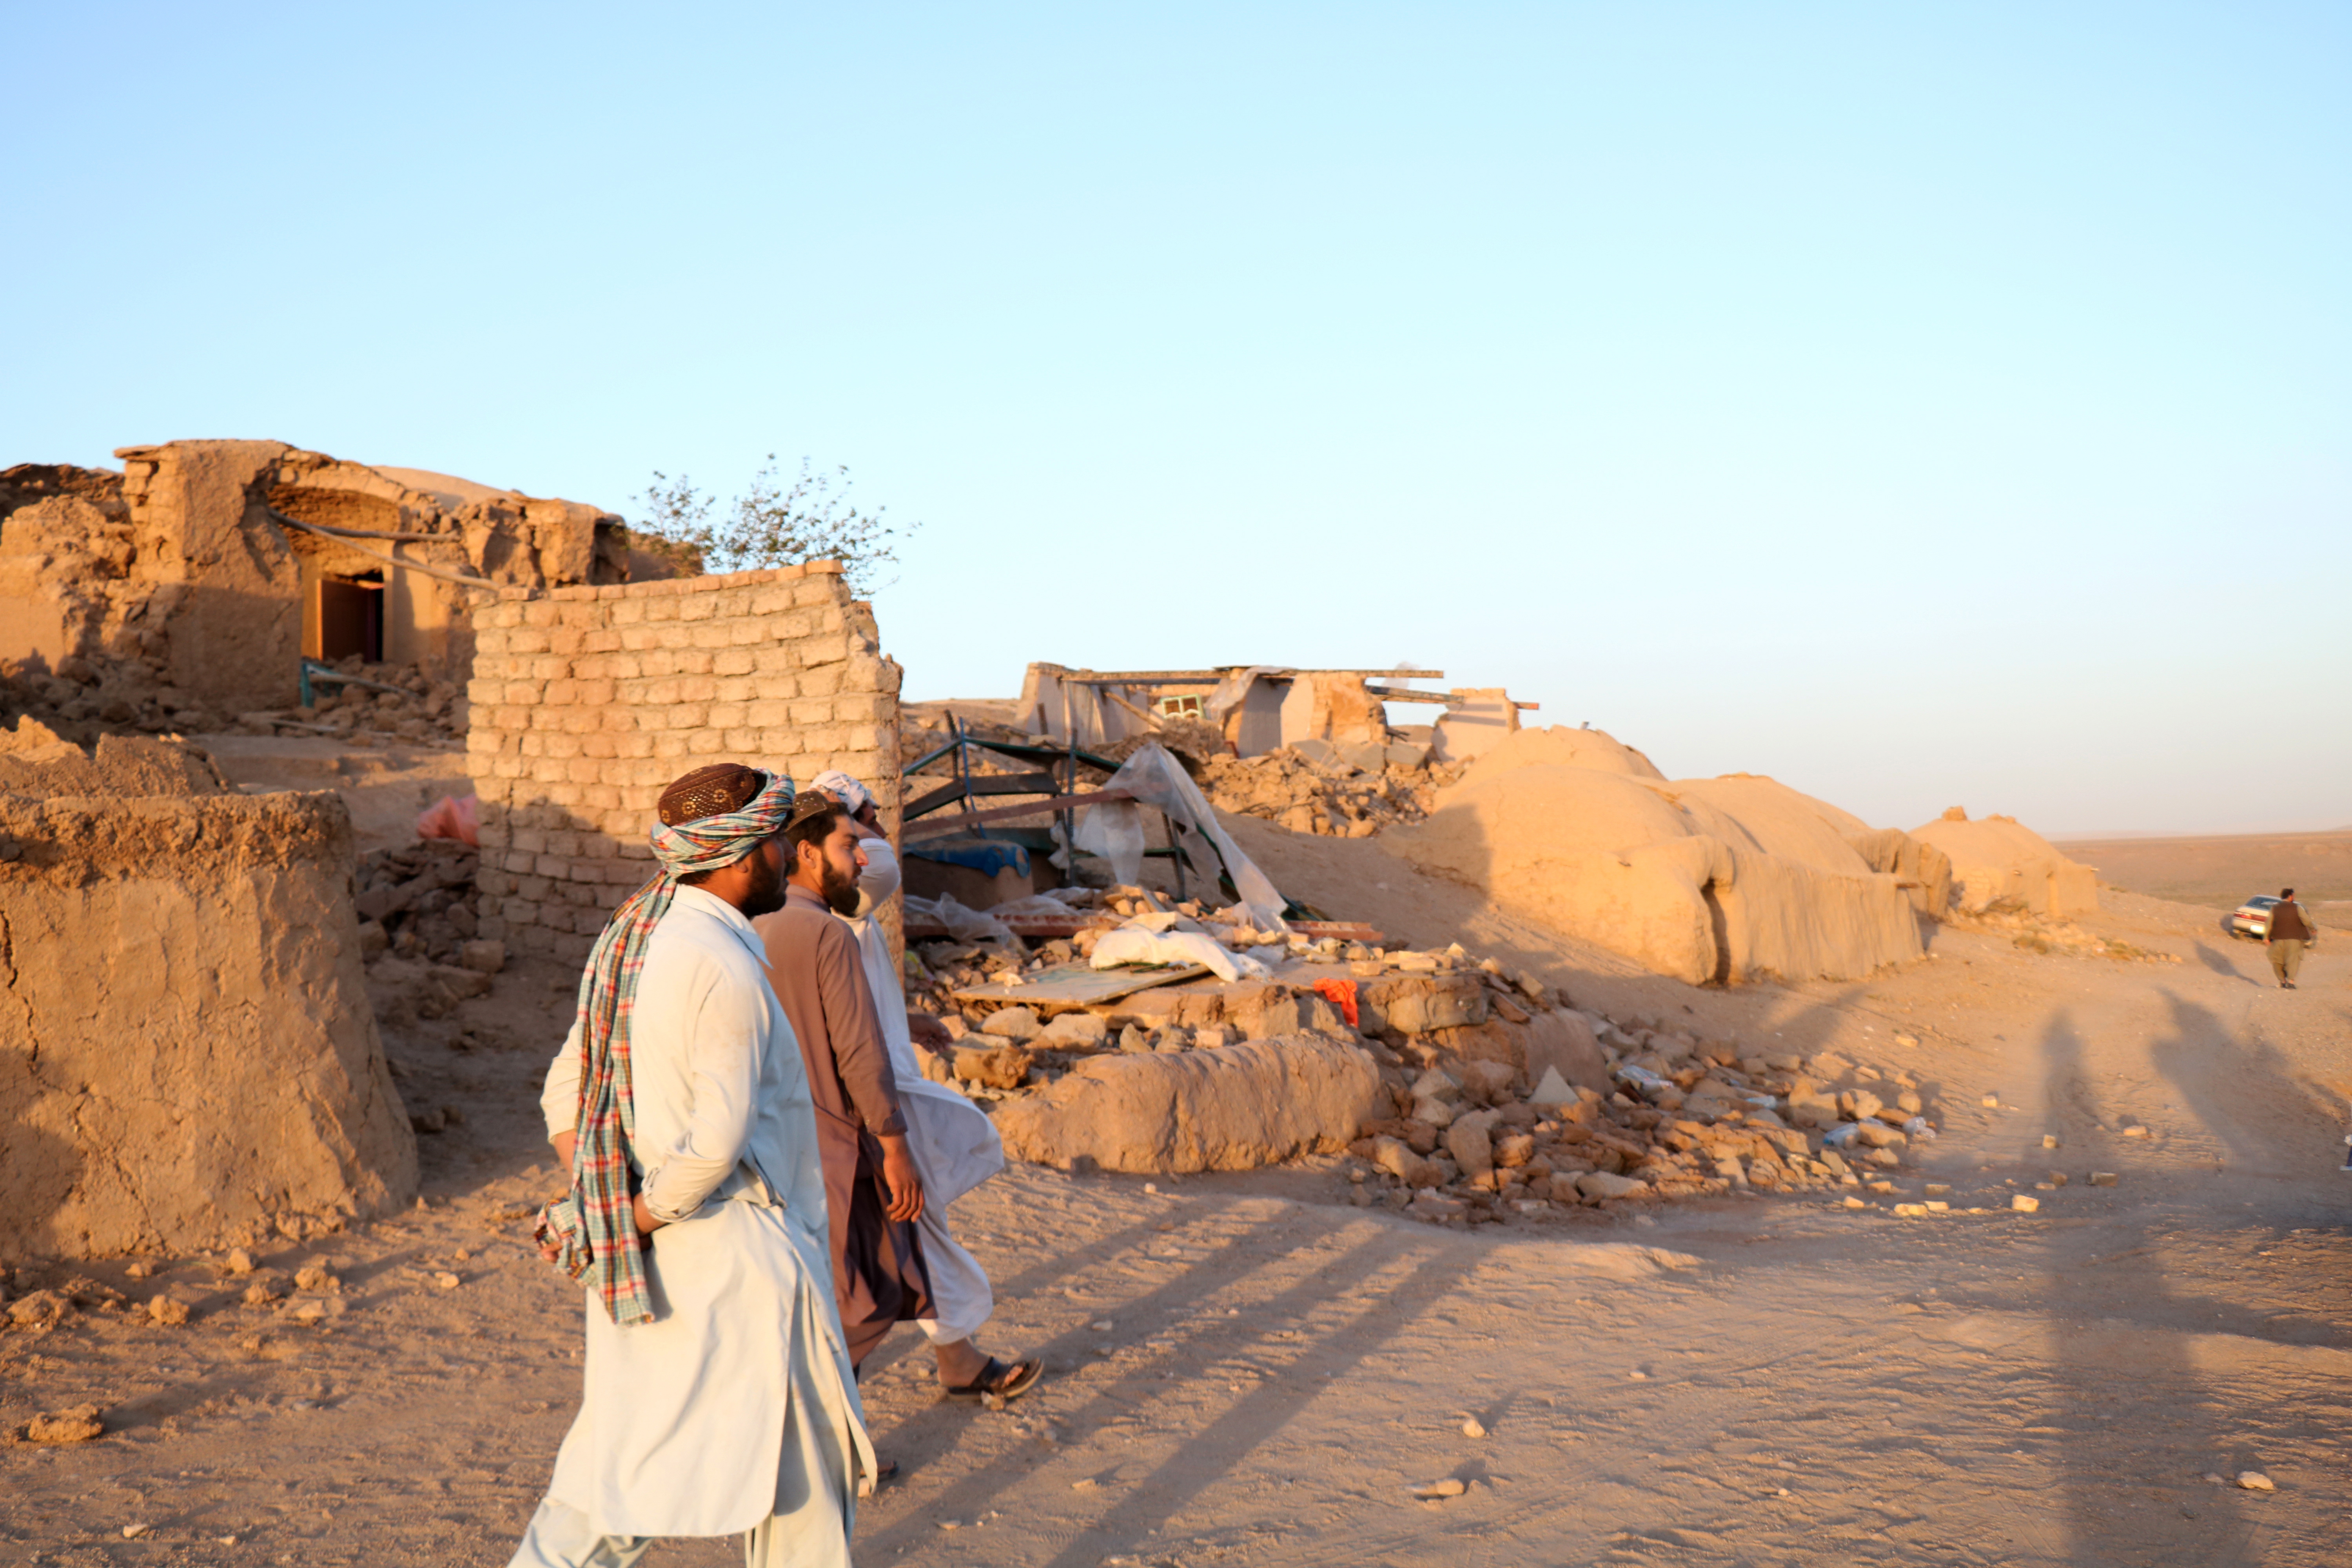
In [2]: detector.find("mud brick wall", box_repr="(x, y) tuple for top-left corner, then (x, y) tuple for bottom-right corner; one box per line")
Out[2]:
(463, 561), (901, 964)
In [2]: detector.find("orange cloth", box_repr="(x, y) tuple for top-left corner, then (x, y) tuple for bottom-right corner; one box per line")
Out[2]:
(1311, 978), (1359, 1029)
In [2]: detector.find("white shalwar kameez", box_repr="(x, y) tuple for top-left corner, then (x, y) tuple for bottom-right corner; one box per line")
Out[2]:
(843, 838), (1005, 1344)
(515, 886), (874, 1568)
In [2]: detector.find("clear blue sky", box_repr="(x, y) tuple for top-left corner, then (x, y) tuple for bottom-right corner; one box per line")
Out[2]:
(6, 4), (2345, 835)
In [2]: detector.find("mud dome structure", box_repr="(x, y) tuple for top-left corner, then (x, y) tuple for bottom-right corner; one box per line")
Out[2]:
(0, 722), (416, 1259)
(0, 441), (642, 722)
(465, 562), (902, 965)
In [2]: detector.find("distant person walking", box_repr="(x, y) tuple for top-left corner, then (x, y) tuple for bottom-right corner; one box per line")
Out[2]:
(2266, 888), (2317, 989)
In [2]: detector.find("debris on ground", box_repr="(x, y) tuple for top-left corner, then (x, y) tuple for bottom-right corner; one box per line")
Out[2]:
(354, 839), (490, 967)
(901, 886), (1946, 1220)
(229, 658), (468, 749)
(1946, 903), (2187, 964)
(1189, 746), (1463, 837)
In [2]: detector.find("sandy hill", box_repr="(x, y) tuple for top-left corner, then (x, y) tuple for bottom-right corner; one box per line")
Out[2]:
(1321, 726), (1953, 986)
(1913, 809), (2098, 918)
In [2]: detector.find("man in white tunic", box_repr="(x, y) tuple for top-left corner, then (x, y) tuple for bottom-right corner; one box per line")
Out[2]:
(809, 769), (1040, 1401)
(514, 763), (874, 1568)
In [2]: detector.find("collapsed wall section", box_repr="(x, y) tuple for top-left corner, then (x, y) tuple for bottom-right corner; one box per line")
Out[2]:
(465, 563), (902, 965)
(0, 788), (417, 1259)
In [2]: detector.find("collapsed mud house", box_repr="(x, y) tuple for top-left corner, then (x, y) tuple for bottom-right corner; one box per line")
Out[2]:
(999, 662), (1541, 765)
(0, 440), (664, 739)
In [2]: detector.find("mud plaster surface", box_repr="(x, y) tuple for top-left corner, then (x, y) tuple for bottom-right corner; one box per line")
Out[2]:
(4, 813), (2349, 1566)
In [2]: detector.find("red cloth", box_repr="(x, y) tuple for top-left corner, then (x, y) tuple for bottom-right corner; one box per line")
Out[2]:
(1312, 977), (1359, 1029)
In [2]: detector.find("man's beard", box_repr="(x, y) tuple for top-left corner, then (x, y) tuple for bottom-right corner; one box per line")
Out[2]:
(818, 857), (860, 916)
(737, 847), (787, 920)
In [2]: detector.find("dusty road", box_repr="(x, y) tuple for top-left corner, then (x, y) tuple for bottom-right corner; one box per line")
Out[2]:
(5, 877), (2348, 1566)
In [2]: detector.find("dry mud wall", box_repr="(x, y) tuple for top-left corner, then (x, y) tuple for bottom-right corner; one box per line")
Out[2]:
(0, 791), (415, 1258)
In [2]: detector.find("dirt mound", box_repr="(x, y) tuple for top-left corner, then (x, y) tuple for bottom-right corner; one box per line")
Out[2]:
(1913, 808), (2098, 918)
(1456, 724), (1665, 784)
(0, 772), (414, 1258)
(1389, 757), (1925, 985)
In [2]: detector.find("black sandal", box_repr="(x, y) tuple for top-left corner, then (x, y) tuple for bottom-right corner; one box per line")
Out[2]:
(944, 1355), (1044, 1404)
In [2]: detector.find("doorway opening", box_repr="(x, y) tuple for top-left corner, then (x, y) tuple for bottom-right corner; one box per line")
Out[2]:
(317, 571), (384, 663)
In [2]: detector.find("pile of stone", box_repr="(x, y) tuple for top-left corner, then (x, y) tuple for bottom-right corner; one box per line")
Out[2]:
(0, 649), (465, 750)
(353, 839), (505, 991)
(1350, 1017), (1940, 1223)
(903, 915), (1942, 1220)
(234, 657), (467, 748)
(1191, 744), (1466, 837)
(0, 649), (235, 743)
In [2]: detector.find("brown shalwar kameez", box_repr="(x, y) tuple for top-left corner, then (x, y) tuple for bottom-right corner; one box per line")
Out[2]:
(755, 886), (931, 1368)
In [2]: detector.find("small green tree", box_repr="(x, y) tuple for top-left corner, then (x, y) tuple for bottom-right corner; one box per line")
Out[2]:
(636, 456), (913, 595)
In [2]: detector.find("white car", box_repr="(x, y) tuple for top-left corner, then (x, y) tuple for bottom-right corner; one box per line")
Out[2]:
(2229, 895), (2281, 940)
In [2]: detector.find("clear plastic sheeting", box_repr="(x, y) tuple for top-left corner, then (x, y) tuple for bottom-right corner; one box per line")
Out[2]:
(1071, 742), (1290, 931)
(902, 892), (1017, 945)
(903, 889), (1091, 946)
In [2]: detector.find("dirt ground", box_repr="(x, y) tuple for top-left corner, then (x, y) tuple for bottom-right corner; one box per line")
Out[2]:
(5, 761), (2349, 1567)
(2051, 829), (2352, 910)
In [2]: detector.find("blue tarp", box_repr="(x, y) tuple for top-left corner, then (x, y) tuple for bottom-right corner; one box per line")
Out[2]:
(906, 838), (1031, 878)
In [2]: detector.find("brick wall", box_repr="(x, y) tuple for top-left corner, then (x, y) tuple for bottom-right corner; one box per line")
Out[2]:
(463, 561), (901, 964)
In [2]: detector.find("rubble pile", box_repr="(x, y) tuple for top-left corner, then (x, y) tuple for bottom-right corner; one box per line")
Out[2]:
(1953, 903), (2184, 964)
(1189, 746), (1466, 837)
(1347, 1015), (1941, 1223)
(902, 899), (1942, 1220)
(355, 840), (490, 962)
(234, 657), (468, 748)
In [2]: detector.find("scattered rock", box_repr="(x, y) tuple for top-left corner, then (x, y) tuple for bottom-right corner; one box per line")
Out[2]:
(2089, 1171), (2118, 1187)
(6, 1289), (70, 1329)
(224, 1248), (256, 1276)
(1576, 1171), (1648, 1201)
(434, 1272), (461, 1290)
(1461, 1416), (1487, 1439)
(1410, 1478), (1468, 1500)
(293, 1264), (340, 1294)
(952, 1044), (1033, 1090)
(2011, 1195), (2040, 1214)
(457, 939), (507, 975)
(981, 1007), (1042, 1042)
(2236, 1471), (2274, 1492)
(25, 1405), (104, 1444)
(147, 1294), (191, 1326)
(1445, 1111), (1498, 1179)
(1039, 1012), (1109, 1049)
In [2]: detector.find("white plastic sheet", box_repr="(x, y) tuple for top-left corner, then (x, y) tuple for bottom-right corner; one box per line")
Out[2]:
(1071, 742), (1290, 930)
(1088, 922), (1270, 984)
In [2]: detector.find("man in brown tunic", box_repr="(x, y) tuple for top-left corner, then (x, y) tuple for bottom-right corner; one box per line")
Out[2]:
(754, 795), (932, 1371)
